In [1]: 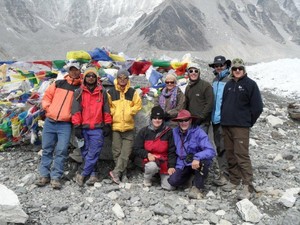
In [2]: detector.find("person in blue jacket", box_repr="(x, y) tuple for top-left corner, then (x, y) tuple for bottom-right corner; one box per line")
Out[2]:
(221, 58), (263, 200)
(168, 109), (216, 199)
(209, 56), (231, 186)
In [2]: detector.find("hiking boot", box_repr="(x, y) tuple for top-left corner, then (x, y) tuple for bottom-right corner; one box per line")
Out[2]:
(222, 182), (238, 192)
(75, 173), (85, 187)
(50, 179), (62, 190)
(188, 186), (203, 199)
(143, 179), (152, 187)
(213, 174), (228, 186)
(86, 176), (99, 186)
(109, 171), (120, 184)
(36, 177), (50, 187)
(121, 173), (129, 183)
(237, 185), (251, 200)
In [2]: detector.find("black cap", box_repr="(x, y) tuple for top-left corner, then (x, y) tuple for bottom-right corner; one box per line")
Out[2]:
(150, 106), (165, 119)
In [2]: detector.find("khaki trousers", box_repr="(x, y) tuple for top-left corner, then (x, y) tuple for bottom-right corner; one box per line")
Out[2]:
(111, 130), (134, 174)
(222, 126), (253, 185)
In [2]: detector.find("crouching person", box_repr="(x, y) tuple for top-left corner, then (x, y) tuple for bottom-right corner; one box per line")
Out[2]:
(168, 109), (216, 199)
(72, 67), (112, 186)
(133, 106), (176, 190)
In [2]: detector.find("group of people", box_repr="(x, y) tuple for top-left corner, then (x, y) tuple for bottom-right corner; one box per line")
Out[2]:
(35, 55), (263, 200)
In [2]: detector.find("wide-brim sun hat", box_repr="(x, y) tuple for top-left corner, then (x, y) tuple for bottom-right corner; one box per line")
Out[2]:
(172, 109), (198, 121)
(209, 55), (231, 68)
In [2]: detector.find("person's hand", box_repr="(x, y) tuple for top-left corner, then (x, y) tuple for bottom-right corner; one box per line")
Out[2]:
(168, 168), (176, 175)
(191, 159), (200, 170)
(74, 127), (82, 139)
(164, 112), (171, 121)
(147, 153), (156, 162)
(103, 124), (112, 137)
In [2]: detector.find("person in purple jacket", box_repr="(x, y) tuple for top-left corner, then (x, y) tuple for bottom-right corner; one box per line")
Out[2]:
(168, 109), (216, 199)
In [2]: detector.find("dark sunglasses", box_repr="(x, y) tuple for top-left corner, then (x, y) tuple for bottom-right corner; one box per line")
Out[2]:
(232, 67), (244, 71)
(85, 74), (97, 78)
(214, 64), (224, 68)
(188, 69), (199, 74)
(178, 118), (190, 122)
(117, 76), (128, 80)
(152, 117), (163, 120)
(165, 81), (175, 84)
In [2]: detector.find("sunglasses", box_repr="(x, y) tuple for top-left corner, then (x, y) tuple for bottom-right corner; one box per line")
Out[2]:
(214, 64), (224, 68)
(188, 69), (199, 74)
(178, 118), (190, 122)
(165, 81), (175, 84)
(232, 67), (244, 71)
(152, 117), (163, 120)
(117, 76), (128, 80)
(85, 74), (97, 78)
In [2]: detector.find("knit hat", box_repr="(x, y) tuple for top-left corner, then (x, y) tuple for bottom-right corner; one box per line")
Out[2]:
(209, 56), (231, 68)
(165, 73), (177, 83)
(231, 58), (246, 73)
(117, 69), (130, 78)
(83, 67), (99, 79)
(150, 106), (165, 119)
(231, 58), (245, 67)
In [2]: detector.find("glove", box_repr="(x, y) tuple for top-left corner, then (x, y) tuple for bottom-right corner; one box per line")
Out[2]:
(74, 127), (83, 139)
(164, 112), (171, 121)
(103, 124), (112, 137)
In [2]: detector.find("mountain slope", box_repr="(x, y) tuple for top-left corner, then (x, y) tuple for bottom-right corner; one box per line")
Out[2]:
(0, 0), (299, 62)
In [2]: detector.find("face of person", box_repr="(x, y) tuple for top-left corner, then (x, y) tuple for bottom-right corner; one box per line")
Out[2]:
(214, 64), (226, 73)
(165, 79), (176, 90)
(117, 75), (129, 86)
(69, 67), (81, 79)
(84, 73), (97, 85)
(152, 117), (163, 129)
(188, 68), (200, 81)
(178, 118), (191, 131)
(231, 66), (245, 79)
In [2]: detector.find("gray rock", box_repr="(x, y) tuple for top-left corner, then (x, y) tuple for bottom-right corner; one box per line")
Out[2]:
(236, 199), (263, 223)
(0, 184), (28, 224)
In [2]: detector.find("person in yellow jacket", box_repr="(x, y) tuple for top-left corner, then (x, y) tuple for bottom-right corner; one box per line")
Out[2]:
(107, 69), (142, 184)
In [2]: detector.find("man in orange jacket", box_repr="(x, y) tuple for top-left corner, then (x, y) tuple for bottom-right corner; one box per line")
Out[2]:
(36, 62), (81, 189)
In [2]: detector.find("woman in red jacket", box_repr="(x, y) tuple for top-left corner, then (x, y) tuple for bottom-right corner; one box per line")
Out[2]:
(133, 106), (176, 190)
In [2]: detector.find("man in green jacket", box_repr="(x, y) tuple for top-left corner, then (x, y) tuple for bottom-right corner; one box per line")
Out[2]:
(185, 63), (214, 134)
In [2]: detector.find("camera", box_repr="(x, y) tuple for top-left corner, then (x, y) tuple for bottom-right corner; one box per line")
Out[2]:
(185, 153), (194, 163)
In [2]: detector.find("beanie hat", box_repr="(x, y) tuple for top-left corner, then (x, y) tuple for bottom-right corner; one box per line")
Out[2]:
(150, 106), (165, 119)
(231, 58), (245, 67)
(117, 69), (130, 78)
(231, 58), (246, 73)
(165, 73), (177, 83)
(83, 67), (99, 79)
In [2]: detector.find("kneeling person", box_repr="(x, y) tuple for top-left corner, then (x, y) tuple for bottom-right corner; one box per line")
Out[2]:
(168, 110), (216, 198)
(133, 106), (176, 190)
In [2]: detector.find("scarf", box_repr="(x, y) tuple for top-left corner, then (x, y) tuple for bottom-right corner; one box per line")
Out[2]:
(159, 86), (178, 111)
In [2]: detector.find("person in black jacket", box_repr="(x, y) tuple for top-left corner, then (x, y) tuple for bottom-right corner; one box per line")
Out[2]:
(220, 58), (263, 200)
